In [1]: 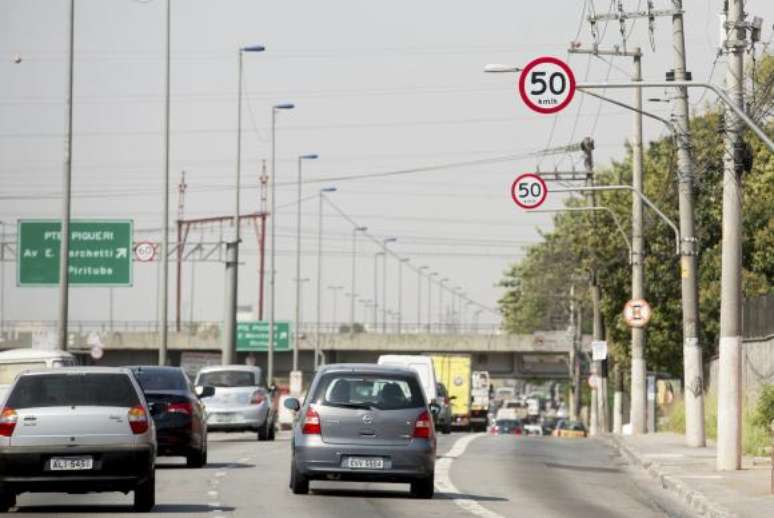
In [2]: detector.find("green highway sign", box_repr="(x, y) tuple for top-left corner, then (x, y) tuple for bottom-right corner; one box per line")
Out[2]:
(236, 321), (291, 352)
(18, 220), (133, 286)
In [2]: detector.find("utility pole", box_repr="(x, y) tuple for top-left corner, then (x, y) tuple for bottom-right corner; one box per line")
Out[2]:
(568, 284), (580, 421)
(717, 0), (746, 471)
(613, 364), (624, 434)
(58, 0), (75, 351)
(158, 0), (171, 365)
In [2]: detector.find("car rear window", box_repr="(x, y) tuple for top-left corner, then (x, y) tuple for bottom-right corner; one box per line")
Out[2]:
(197, 370), (257, 388)
(312, 373), (425, 410)
(6, 373), (140, 408)
(132, 368), (188, 391)
(496, 419), (521, 427)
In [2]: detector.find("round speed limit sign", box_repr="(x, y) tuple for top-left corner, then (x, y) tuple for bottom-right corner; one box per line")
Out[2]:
(134, 241), (157, 262)
(511, 173), (548, 209)
(518, 56), (576, 114)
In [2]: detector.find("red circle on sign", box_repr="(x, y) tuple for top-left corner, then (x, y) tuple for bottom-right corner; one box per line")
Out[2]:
(511, 173), (548, 209)
(134, 241), (156, 262)
(518, 56), (576, 114)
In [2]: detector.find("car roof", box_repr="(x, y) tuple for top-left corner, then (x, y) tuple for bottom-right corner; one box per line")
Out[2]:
(17, 366), (133, 376)
(0, 348), (75, 360)
(128, 365), (183, 372)
(197, 365), (261, 374)
(317, 363), (419, 376)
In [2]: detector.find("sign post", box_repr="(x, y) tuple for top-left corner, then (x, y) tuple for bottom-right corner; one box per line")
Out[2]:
(236, 321), (292, 352)
(511, 173), (548, 209)
(518, 56), (576, 114)
(18, 220), (133, 286)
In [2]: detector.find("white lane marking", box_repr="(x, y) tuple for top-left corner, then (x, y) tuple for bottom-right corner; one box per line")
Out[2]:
(435, 433), (504, 518)
(208, 491), (219, 498)
(215, 471), (227, 477)
(643, 453), (685, 459)
(239, 457), (249, 463)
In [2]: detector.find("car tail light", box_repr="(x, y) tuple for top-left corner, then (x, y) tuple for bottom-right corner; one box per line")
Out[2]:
(0, 408), (17, 437)
(444, 397), (450, 405)
(413, 409), (433, 439)
(167, 402), (193, 415)
(249, 391), (265, 405)
(128, 405), (149, 434)
(302, 406), (321, 435)
(514, 428), (522, 435)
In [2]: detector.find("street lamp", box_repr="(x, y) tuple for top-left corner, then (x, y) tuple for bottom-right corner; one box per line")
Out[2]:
(483, 64), (523, 73)
(349, 226), (367, 337)
(373, 251), (385, 332)
(315, 186), (336, 371)
(268, 102), (294, 385)
(224, 43), (266, 367)
(397, 258), (409, 334)
(381, 237), (397, 333)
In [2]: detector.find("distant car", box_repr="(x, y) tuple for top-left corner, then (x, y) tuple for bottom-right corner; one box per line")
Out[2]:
(523, 423), (543, 436)
(540, 417), (559, 436)
(0, 349), (77, 403)
(553, 420), (587, 438)
(130, 366), (213, 467)
(0, 367), (156, 512)
(195, 365), (276, 441)
(286, 363), (437, 498)
(489, 419), (523, 435)
(434, 382), (453, 434)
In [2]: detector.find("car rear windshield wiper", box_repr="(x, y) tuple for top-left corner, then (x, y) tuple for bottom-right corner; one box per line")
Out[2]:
(323, 402), (375, 410)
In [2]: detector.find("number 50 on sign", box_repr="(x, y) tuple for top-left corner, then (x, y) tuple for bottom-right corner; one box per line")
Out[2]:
(511, 173), (547, 209)
(518, 56), (576, 114)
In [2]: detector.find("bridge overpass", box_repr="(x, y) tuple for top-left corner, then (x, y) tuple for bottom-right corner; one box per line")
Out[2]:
(1, 322), (592, 382)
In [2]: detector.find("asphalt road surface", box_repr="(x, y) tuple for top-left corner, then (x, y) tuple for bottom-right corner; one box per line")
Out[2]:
(11, 432), (694, 517)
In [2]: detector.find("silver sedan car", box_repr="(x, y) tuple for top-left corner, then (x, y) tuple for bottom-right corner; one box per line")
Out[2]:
(194, 365), (276, 441)
(285, 364), (437, 498)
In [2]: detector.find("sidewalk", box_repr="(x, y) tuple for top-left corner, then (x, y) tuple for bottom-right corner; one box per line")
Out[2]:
(604, 432), (773, 518)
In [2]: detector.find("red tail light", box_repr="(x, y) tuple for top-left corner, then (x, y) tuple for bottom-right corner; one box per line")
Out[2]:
(128, 405), (149, 434)
(0, 408), (17, 437)
(302, 406), (321, 435)
(249, 391), (265, 405)
(444, 397), (450, 405)
(514, 428), (522, 435)
(413, 409), (433, 439)
(167, 402), (193, 415)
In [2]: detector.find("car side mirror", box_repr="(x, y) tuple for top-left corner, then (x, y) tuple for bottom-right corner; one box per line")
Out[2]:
(284, 397), (301, 412)
(148, 402), (163, 416)
(196, 385), (215, 398)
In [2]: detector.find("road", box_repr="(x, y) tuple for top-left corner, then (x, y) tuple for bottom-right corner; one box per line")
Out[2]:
(12, 432), (693, 517)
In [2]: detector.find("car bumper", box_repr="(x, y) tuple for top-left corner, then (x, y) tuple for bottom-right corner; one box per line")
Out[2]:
(0, 444), (154, 494)
(206, 403), (269, 431)
(156, 426), (199, 455)
(294, 436), (435, 483)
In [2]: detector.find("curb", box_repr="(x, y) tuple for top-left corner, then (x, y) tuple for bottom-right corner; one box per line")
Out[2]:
(601, 434), (736, 518)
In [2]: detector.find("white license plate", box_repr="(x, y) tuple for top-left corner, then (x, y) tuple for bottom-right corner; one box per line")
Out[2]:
(50, 456), (93, 471)
(212, 413), (234, 423)
(346, 457), (384, 469)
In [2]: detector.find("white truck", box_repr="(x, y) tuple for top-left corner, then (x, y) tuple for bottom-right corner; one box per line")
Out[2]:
(470, 371), (491, 432)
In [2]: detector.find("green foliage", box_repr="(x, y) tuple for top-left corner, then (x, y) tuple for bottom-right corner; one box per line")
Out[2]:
(752, 384), (774, 430)
(498, 54), (774, 378)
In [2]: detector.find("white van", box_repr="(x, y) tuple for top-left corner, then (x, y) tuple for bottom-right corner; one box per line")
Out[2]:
(0, 349), (77, 401)
(377, 354), (438, 404)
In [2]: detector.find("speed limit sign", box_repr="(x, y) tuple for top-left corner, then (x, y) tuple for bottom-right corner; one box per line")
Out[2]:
(134, 241), (157, 262)
(511, 173), (547, 209)
(518, 56), (576, 114)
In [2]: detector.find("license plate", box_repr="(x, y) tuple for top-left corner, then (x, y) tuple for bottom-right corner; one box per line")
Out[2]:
(346, 457), (384, 469)
(50, 456), (93, 471)
(212, 413), (234, 423)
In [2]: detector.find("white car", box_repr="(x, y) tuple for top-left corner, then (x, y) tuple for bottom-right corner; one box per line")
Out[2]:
(195, 365), (277, 441)
(523, 423), (543, 436)
(0, 367), (156, 512)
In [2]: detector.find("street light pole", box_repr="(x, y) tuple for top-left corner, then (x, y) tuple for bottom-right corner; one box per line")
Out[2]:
(293, 154), (318, 373)
(439, 278), (448, 333)
(224, 44), (266, 367)
(372, 251), (384, 332)
(381, 238), (396, 333)
(315, 187), (335, 371)
(327, 286), (343, 333)
(397, 258), (409, 334)
(268, 102), (294, 383)
(417, 266), (428, 332)
(159, 0), (172, 365)
(428, 272), (438, 333)
(349, 226), (367, 337)
(57, 0), (75, 351)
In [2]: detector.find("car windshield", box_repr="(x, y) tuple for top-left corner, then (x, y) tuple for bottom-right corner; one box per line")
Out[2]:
(132, 367), (188, 391)
(197, 370), (257, 388)
(7, 373), (140, 408)
(313, 373), (425, 411)
(496, 419), (521, 427)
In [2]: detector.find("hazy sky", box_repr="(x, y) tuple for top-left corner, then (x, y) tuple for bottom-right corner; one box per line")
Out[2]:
(1, 0), (772, 330)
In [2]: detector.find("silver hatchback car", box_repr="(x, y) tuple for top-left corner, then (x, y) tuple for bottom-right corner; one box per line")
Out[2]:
(285, 364), (436, 498)
(0, 367), (156, 512)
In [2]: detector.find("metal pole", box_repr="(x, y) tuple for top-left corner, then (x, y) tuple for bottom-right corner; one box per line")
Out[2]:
(672, 0), (705, 447)
(568, 284), (578, 421)
(427, 274), (433, 333)
(349, 229), (359, 337)
(439, 279), (446, 333)
(315, 192), (324, 370)
(159, 0), (171, 365)
(293, 157), (302, 372)
(372, 252), (380, 331)
(717, 0), (745, 471)
(223, 49), (243, 366)
(57, 0), (75, 351)
(417, 266), (427, 333)
(381, 248), (387, 333)
(268, 108), (277, 383)
(397, 259), (407, 334)
(630, 49), (647, 435)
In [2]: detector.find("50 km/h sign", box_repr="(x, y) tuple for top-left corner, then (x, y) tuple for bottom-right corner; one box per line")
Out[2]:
(17, 220), (133, 286)
(519, 56), (576, 114)
(511, 173), (548, 209)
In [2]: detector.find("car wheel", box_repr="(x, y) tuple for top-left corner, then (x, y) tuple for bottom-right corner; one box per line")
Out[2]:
(289, 460), (309, 495)
(410, 474), (434, 499)
(133, 472), (155, 512)
(442, 421), (452, 435)
(187, 446), (206, 468)
(0, 489), (16, 512)
(268, 419), (276, 441)
(257, 420), (269, 441)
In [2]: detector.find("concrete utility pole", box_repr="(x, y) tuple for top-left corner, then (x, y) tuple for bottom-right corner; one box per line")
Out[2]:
(613, 364), (624, 434)
(671, 0), (705, 447)
(159, 0), (171, 365)
(717, 0), (746, 471)
(568, 284), (580, 421)
(58, 0), (75, 351)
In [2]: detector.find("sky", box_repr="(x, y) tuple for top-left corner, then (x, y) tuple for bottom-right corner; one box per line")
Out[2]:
(1, 0), (772, 332)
